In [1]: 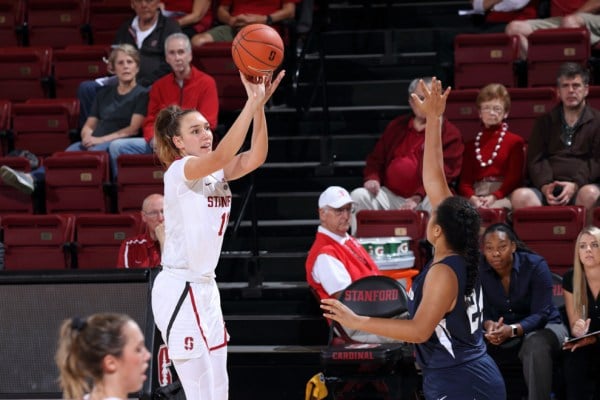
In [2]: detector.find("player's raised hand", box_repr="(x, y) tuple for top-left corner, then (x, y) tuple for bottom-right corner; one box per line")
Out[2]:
(411, 77), (451, 119)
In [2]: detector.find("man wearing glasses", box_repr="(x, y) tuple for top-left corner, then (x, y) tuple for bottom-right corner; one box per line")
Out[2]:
(510, 62), (600, 224)
(306, 186), (379, 301)
(117, 193), (164, 268)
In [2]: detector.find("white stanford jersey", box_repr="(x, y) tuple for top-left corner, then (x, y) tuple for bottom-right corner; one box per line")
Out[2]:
(161, 157), (232, 280)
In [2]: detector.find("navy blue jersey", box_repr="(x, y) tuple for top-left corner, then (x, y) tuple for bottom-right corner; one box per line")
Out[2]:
(408, 255), (487, 370)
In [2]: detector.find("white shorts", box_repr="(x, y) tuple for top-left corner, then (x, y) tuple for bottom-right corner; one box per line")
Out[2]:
(152, 269), (229, 359)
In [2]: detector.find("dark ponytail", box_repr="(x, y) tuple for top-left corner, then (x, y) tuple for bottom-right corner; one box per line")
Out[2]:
(435, 196), (481, 295)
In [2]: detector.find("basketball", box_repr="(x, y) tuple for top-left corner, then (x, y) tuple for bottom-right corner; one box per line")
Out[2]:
(231, 24), (285, 78)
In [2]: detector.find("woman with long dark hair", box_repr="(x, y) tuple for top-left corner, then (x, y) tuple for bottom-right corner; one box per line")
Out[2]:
(321, 78), (505, 399)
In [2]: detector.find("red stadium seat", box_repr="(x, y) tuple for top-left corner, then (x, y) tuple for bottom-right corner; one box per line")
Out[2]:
(53, 45), (111, 98)
(477, 208), (508, 237)
(454, 33), (520, 90)
(320, 276), (414, 399)
(11, 98), (79, 158)
(193, 43), (246, 112)
(527, 28), (590, 87)
(0, 47), (53, 103)
(355, 209), (429, 269)
(445, 89), (479, 142)
(1, 213), (75, 270)
(74, 213), (142, 269)
(87, 2), (134, 45)
(506, 87), (557, 141)
(0, 99), (11, 156)
(592, 207), (600, 228)
(44, 151), (111, 214)
(512, 206), (585, 276)
(0, 0), (25, 46)
(25, 0), (90, 48)
(585, 85), (600, 110)
(116, 154), (164, 213)
(0, 156), (33, 214)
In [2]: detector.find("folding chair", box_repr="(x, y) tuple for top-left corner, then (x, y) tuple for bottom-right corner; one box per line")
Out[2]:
(53, 45), (111, 98)
(512, 206), (585, 276)
(73, 212), (142, 269)
(454, 33), (520, 90)
(527, 28), (590, 87)
(44, 151), (111, 214)
(0, 47), (53, 103)
(11, 98), (79, 157)
(25, 0), (90, 48)
(1, 213), (75, 270)
(355, 209), (429, 270)
(116, 154), (164, 213)
(320, 276), (418, 400)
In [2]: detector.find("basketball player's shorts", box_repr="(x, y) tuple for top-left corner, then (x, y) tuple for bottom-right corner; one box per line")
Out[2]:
(152, 269), (229, 359)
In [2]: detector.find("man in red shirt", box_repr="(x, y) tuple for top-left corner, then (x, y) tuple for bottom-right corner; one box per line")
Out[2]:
(350, 77), (463, 234)
(108, 32), (218, 176)
(117, 193), (164, 269)
(191, 0), (297, 47)
(506, 0), (600, 59)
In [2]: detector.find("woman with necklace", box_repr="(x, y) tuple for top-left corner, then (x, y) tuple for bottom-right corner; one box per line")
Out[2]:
(322, 78), (505, 399)
(458, 83), (525, 209)
(55, 313), (151, 400)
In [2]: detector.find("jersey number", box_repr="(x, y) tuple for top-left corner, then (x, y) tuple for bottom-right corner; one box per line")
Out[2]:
(218, 212), (230, 236)
(466, 288), (483, 334)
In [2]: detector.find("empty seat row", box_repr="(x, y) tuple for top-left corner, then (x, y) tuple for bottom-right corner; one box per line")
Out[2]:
(0, 45), (110, 102)
(0, 153), (164, 214)
(454, 28), (591, 89)
(354, 206), (588, 277)
(0, 212), (143, 270)
(0, 0), (134, 48)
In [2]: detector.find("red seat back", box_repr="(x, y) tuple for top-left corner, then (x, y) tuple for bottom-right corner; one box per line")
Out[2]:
(0, 0), (25, 46)
(116, 154), (164, 213)
(25, 0), (90, 48)
(355, 209), (429, 269)
(512, 205), (585, 276)
(445, 89), (480, 142)
(88, 2), (134, 45)
(1, 213), (75, 270)
(53, 45), (111, 98)
(44, 151), (111, 213)
(527, 28), (590, 87)
(506, 87), (557, 141)
(74, 213), (142, 269)
(0, 47), (53, 102)
(454, 33), (519, 89)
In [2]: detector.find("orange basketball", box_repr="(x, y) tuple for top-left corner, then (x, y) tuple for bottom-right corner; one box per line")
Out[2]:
(231, 24), (284, 78)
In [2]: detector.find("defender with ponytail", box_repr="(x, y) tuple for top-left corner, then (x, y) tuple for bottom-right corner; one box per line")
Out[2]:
(322, 78), (505, 400)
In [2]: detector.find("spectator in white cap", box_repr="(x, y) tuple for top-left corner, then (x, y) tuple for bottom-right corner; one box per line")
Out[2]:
(306, 186), (380, 300)
(306, 186), (403, 344)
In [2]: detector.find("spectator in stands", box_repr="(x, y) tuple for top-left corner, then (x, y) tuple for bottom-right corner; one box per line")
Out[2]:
(160, 0), (214, 38)
(350, 77), (463, 233)
(480, 223), (568, 400)
(55, 313), (151, 400)
(306, 185), (408, 344)
(471, 0), (538, 27)
(108, 33), (218, 176)
(77, 0), (181, 127)
(561, 226), (600, 400)
(510, 63), (600, 224)
(117, 193), (164, 269)
(506, 0), (600, 59)
(306, 186), (380, 301)
(68, 45), (149, 156)
(0, 45), (150, 191)
(458, 83), (525, 209)
(190, 0), (297, 47)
